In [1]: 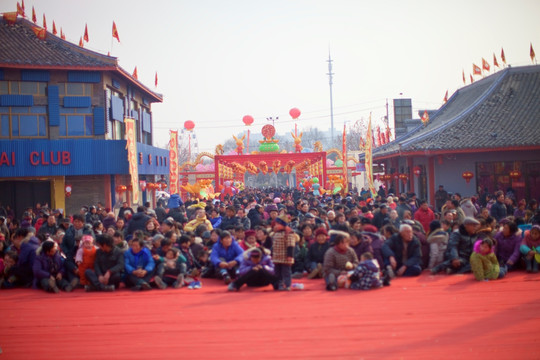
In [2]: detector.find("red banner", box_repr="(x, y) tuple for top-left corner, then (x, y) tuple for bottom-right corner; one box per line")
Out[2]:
(125, 118), (139, 204)
(169, 130), (178, 194)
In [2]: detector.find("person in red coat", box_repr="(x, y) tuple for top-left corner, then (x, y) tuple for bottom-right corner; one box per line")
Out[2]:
(414, 200), (435, 234)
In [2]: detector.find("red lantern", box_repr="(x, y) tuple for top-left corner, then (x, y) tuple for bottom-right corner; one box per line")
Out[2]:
(65, 184), (72, 198)
(160, 183), (168, 191)
(393, 173), (400, 180)
(289, 107), (301, 120)
(509, 170), (522, 181)
(184, 120), (195, 131)
(462, 171), (474, 184)
(399, 173), (408, 183)
(242, 115), (254, 126)
(413, 166), (421, 177)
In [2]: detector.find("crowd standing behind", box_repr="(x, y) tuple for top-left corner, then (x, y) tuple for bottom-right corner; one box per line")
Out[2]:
(1, 184), (540, 293)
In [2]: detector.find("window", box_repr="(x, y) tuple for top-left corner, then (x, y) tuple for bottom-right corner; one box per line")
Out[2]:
(0, 81), (46, 95)
(0, 106), (48, 138)
(106, 88), (125, 140)
(59, 107), (93, 137)
(58, 83), (92, 96)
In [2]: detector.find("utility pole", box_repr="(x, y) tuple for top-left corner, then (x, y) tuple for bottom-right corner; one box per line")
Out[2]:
(327, 52), (335, 147)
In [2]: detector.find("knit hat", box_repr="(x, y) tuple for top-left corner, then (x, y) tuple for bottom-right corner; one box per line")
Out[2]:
(275, 214), (289, 227)
(315, 227), (328, 237)
(81, 235), (94, 244)
(265, 204), (278, 213)
(245, 230), (256, 238)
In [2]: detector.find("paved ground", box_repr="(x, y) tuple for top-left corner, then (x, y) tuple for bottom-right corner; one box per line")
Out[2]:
(1, 271), (539, 359)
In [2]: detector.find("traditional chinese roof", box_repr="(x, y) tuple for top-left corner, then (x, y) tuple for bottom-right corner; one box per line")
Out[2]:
(0, 17), (162, 102)
(370, 64), (540, 160)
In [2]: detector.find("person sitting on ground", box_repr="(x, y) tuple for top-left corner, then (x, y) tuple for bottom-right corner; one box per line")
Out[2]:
(322, 231), (359, 291)
(184, 208), (213, 233)
(349, 252), (384, 290)
(124, 238), (155, 291)
(414, 200), (435, 234)
(154, 247), (186, 289)
(0, 251), (19, 289)
(15, 228), (39, 287)
(426, 220), (449, 270)
(228, 247), (277, 292)
(432, 217), (480, 274)
(306, 227), (330, 279)
(33, 239), (73, 293)
(219, 206), (240, 231)
(494, 221), (522, 271)
(382, 224), (422, 278)
(85, 234), (123, 292)
(125, 206), (150, 237)
(177, 235), (199, 278)
(238, 229), (259, 251)
(291, 232), (309, 279)
(75, 235), (97, 287)
(209, 230), (244, 284)
(520, 225), (540, 273)
(470, 238), (506, 281)
(349, 230), (373, 262)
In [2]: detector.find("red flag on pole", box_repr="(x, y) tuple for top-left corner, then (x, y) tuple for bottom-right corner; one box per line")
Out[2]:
(83, 24), (89, 42)
(60, 28), (65, 40)
(32, 26), (46, 40)
(132, 67), (138, 80)
(17, 2), (25, 17)
(462, 69), (466, 85)
(530, 43), (536, 63)
(493, 53), (499, 68)
(52, 21), (57, 35)
(472, 64), (482, 75)
(443, 90), (448, 103)
(482, 58), (490, 72)
(155, 72), (158, 87)
(31, 6), (36, 23)
(421, 110), (429, 126)
(42, 14), (47, 30)
(501, 48), (506, 65)
(79, 37), (84, 47)
(112, 21), (120, 42)
(470, 74), (474, 83)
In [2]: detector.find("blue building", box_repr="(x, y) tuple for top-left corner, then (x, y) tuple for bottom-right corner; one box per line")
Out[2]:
(0, 17), (169, 217)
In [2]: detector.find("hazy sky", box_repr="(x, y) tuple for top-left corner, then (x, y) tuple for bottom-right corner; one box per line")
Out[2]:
(3, 0), (539, 152)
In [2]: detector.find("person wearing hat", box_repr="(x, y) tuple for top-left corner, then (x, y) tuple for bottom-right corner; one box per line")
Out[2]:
(307, 227), (330, 279)
(227, 247), (277, 292)
(431, 217), (480, 274)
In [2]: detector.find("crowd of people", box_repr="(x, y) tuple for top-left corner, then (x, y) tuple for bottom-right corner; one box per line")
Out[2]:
(1, 184), (539, 294)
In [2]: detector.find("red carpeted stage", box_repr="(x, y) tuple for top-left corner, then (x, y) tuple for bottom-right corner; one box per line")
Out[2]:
(1, 272), (539, 359)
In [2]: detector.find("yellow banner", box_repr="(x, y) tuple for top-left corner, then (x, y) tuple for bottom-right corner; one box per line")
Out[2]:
(169, 130), (178, 194)
(125, 118), (139, 204)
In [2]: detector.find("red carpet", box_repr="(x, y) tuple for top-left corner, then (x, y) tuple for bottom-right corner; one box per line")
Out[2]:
(1, 272), (539, 359)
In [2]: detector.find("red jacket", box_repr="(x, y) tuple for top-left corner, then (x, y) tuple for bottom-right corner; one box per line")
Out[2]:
(414, 208), (435, 233)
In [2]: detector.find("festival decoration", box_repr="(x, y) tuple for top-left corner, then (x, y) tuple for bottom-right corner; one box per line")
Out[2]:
(242, 115), (254, 126)
(184, 120), (195, 131)
(462, 171), (474, 184)
(259, 161), (268, 175)
(272, 160), (281, 174)
(399, 173), (408, 184)
(64, 184), (72, 198)
(125, 118), (139, 204)
(509, 170), (522, 181)
(289, 108), (301, 119)
(232, 134), (245, 155)
(291, 132), (303, 153)
(259, 125), (280, 152)
(169, 130), (178, 194)
(413, 166), (421, 177)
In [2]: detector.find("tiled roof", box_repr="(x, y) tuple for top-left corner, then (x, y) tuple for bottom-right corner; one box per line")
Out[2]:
(0, 17), (116, 69)
(371, 65), (540, 159)
(0, 17), (162, 102)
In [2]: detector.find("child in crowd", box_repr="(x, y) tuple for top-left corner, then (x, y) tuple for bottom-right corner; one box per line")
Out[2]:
(270, 215), (296, 290)
(427, 220), (449, 270)
(75, 235), (97, 286)
(154, 248), (186, 289)
(521, 225), (540, 273)
(307, 227), (330, 279)
(113, 231), (129, 253)
(349, 252), (383, 290)
(291, 233), (309, 279)
(0, 251), (19, 288)
(470, 238), (506, 281)
(239, 230), (259, 251)
(196, 249), (211, 278)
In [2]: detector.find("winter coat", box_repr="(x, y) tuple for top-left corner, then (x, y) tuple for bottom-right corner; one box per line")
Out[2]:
(414, 208), (435, 233)
(32, 251), (65, 288)
(247, 208), (264, 229)
(446, 225), (478, 262)
(124, 247), (155, 275)
(361, 231), (385, 269)
(209, 240), (244, 267)
(238, 252), (275, 276)
(219, 216), (240, 231)
(460, 199), (478, 218)
(470, 240), (500, 281)
(292, 243), (309, 273)
(494, 231), (521, 265)
(307, 241), (330, 264)
(382, 233), (422, 269)
(323, 246), (359, 278)
(520, 226), (540, 255)
(349, 259), (382, 290)
(490, 201), (507, 222)
(427, 229), (449, 269)
(184, 216), (213, 233)
(125, 212), (151, 236)
(62, 224), (94, 261)
(94, 247), (124, 276)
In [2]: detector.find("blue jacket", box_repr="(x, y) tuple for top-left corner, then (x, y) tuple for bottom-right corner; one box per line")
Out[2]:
(124, 247), (155, 275)
(210, 240), (244, 266)
(238, 252), (275, 276)
(32, 251), (65, 288)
